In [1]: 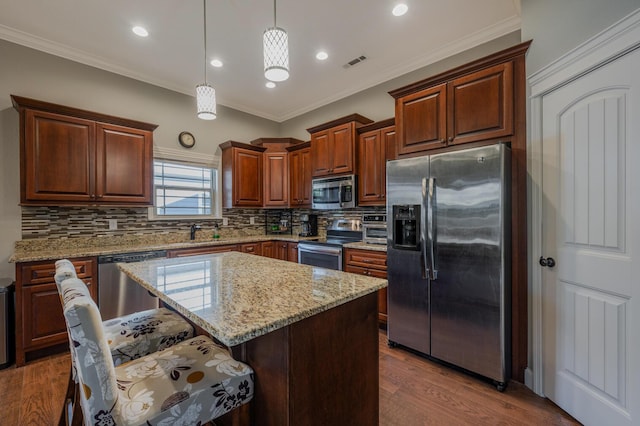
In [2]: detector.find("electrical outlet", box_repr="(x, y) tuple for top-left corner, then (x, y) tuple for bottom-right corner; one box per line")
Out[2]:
(222, 217), (229, 226)
(108, 219), (118, 230)
(249, 216), (255, 225)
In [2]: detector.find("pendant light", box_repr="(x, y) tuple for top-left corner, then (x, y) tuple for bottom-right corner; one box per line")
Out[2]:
(263, 0), (289, 82)
(196, 0), (216, 120)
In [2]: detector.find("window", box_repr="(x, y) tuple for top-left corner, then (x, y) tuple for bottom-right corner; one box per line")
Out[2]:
(153, 159), (217, 218)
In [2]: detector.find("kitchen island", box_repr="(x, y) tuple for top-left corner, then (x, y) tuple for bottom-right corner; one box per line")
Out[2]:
(118, 251), (387, 426)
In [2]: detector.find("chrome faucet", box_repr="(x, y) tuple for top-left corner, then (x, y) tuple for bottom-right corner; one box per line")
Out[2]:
(190, 224), (201, 240)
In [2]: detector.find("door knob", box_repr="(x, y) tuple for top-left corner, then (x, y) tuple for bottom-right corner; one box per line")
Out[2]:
(539, 256), (556, 268)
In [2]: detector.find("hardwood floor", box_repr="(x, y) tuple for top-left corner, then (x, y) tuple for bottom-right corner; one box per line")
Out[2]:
(0, 331), (580, 425)
(0, 352), (69, 425)
(378, 330), (579, 425)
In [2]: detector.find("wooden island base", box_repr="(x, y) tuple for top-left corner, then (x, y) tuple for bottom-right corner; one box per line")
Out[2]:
(228, 292), (379, 426)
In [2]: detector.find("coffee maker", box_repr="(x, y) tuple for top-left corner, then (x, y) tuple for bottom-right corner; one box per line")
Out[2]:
(299, 214), (318, 237)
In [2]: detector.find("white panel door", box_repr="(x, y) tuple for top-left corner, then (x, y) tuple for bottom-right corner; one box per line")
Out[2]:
(541, 48), (639, 425)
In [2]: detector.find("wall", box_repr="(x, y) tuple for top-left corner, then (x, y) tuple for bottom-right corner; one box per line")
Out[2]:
(0, 31), (526, 280)
(0, 39), (280, 279)
(520, 0), (639, 388)
(0, 40), (280, 155)
(0, 108), (21, 280)
(521, 0), (639, 75)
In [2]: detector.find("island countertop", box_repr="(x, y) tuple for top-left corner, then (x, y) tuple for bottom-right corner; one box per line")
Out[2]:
(117, 251), (387, 347)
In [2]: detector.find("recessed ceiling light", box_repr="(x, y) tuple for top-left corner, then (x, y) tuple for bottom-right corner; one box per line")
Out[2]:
(132, 26), (149, 37)
(316, 51), (328, 61)
(392, 3), (408, 16)
(210, 59), (223, 68)
(266, 81), (276, 88)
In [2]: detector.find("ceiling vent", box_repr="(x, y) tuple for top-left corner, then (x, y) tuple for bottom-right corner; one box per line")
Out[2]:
(343, 55), (367, 69)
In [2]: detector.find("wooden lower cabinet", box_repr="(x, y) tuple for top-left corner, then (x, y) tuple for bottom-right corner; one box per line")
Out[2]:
(274, 241), (289, 261)
(344, 248), (388, 326)
(166, 244), (238, 257)
(288, 242), (298, 263)
(261, 241), (274, 258)
(167, 240), (298, 262)
(231, 292), (378, 425)
(239, 243), (262, 256)
(15, 257), (97, 366)
(261, 241), (297, 262)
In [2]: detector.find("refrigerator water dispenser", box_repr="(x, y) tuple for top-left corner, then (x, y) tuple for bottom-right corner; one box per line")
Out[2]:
(392, 205), (420, 250)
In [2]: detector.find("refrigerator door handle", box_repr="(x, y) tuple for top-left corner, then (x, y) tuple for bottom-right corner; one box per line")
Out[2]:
(421, 178), (429, 280)
(427, 177), (438, 280)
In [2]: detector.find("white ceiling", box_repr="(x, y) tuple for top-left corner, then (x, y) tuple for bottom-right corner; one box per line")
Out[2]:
(0, 0), (521, 122)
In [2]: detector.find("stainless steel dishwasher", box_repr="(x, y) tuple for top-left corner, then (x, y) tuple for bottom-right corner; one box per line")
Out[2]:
(98, 250), (167, 321)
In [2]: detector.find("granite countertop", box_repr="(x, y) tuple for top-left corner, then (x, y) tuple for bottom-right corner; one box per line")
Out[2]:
(10, 233), (319, 263)
(118, 251), (387, 346)
(343, 241), (387, 252)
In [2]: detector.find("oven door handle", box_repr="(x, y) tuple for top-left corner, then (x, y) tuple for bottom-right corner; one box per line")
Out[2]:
(298, 244), (342, 255)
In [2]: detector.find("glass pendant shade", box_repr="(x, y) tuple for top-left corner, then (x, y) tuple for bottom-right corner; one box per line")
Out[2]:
(196, 83), (217, 120)
(263, 27), (289, 82)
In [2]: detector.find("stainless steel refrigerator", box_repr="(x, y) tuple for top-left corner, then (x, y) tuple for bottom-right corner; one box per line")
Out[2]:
(386, 143), (511, 389)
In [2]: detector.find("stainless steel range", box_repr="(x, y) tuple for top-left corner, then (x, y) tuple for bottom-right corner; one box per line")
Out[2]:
(297, 218), (362, 270)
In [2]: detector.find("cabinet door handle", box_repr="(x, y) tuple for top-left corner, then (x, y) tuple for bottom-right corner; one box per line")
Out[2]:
(91, 194), (95, 198)
(447, 136), (453, 143)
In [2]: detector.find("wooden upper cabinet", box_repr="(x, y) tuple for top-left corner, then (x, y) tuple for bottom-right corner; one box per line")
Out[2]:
(384, 123), (398, 162)
(96, 123), (153, 204)
(221, 141), (266, 208)
(234, 148), (264, 206)
(357, 119), (394, 206)
(307, 114), (373, 178)
(390, 57), (515, 156)
(23, 110), (95, 202)
(310, 130), (332, 177)
(12, 95), (157, 206)
(287, 142), (312, 207)
(395, 83), (447, 156)
(251, 137), (303, 208)
(328, 123), (353, 175)
(447, 62), (513, 146)
(263, 152), (289, 207)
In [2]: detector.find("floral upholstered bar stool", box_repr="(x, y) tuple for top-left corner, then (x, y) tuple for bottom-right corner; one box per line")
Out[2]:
(58, 276), (254, 425)
(55, 259), (195, 365)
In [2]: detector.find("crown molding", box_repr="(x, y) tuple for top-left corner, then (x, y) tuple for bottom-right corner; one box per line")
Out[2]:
(529, 8), (640, 97)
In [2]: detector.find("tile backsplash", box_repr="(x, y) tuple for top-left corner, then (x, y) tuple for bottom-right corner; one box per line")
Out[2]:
(21, 205), (385, 240)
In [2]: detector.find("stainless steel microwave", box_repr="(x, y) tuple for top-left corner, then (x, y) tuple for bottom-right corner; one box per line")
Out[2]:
(312, 175), (356, 209)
